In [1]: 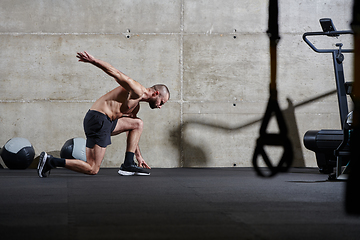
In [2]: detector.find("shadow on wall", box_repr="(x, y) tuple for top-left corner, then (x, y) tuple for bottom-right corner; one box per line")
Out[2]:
(170, 89), (337, 168)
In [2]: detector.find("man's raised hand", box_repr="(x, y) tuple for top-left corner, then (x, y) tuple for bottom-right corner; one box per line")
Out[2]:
(76, 51), (96, 63)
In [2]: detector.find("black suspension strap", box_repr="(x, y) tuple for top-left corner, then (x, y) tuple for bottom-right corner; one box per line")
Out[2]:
(252, 0), (293, 177)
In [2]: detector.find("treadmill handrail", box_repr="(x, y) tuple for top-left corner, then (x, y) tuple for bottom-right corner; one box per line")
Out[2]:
(303, 30), (353, 53)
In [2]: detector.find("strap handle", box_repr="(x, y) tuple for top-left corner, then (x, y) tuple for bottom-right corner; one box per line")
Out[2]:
(252, 97), (293, 177)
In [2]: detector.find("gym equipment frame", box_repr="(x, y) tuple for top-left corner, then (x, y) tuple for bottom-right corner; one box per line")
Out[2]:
(303, 18), (354, 180)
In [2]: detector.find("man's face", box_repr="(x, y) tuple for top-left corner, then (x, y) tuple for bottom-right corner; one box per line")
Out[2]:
(149, 99), (158, 109)
(149, 95), (168, 109)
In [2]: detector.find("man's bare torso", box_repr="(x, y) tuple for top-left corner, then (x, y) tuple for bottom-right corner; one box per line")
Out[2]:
(90, 86), (141, 120)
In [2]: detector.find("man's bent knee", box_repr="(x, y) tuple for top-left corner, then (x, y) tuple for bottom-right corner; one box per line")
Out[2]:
(135, 118), (143, 130)
(88, 166), (100, 175)
(86, 161), (101, 175)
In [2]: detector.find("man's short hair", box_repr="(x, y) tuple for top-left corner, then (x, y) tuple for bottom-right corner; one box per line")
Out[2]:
(153, 84), (170, 100)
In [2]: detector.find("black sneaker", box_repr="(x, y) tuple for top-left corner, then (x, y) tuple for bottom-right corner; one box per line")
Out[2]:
(37, 152), (52, 178)
(118, 164), (150, 176)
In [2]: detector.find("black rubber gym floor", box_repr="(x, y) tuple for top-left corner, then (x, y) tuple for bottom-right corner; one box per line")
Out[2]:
(1, 167), (360, 240)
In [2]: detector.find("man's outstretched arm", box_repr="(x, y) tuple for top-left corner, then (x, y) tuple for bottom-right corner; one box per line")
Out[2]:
(76, 51), (144, 96)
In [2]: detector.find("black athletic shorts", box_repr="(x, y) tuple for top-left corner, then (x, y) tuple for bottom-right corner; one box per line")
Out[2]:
(83, 110), (118, 148)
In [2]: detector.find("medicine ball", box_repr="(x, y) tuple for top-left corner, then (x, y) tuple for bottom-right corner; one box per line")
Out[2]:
(60, 138), (87, 162)
(0, 138), (35, 169)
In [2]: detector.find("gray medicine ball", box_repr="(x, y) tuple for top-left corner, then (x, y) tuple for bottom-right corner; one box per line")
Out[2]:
(60, 138), (87, 162)
(0, 137), (35, 169)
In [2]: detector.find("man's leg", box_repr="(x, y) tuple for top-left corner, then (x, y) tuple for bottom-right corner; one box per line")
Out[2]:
(64, 145), (106, 175)
(111, 116), (143, 153)
(38, 145), (106, 177)
(111, 117), (149, 176)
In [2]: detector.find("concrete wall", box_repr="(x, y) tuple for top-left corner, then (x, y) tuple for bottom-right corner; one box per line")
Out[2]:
(0, 0), (354, 168)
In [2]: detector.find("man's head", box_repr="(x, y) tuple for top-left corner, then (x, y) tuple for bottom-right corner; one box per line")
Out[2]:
(148, 84), (170, 109)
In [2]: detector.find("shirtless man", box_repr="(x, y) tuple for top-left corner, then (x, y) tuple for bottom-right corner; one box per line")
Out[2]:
(37, 51), (170, 177)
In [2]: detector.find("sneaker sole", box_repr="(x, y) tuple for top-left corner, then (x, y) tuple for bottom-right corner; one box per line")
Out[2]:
(135, 172), (150, 176)
(37, 152), (47, 178)
(118, 170), (150, 176)
(118, 169), (135, 176)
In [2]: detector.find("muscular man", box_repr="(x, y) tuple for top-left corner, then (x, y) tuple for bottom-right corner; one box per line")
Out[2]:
(37, 51), (170, 177)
